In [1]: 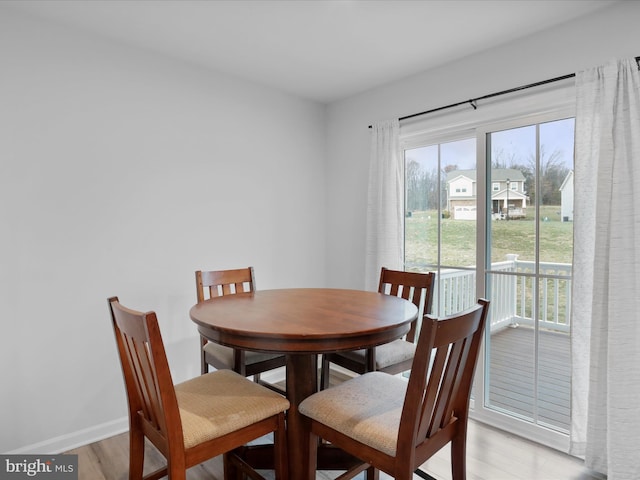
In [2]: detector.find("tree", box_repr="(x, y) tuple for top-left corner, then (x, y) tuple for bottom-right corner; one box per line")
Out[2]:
(406, 160), (423, 211)
(492, 147), (518, 169)
(406, 160), (441, 212)
(526, 145), (570, 205)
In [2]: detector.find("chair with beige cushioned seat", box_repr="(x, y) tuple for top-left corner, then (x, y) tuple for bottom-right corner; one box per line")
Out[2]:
(300, 299), (490, 480)
(196, 268), (286, 387)
(320, 267), (435, 389)
(108, 296), (289, 480)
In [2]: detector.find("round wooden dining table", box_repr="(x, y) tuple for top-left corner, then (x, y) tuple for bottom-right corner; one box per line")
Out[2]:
(189, 287), (418, 480)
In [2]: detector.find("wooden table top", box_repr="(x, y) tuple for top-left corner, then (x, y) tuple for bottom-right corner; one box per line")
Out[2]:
(189, 288), (418, 354)
(190, 287), (419, 479)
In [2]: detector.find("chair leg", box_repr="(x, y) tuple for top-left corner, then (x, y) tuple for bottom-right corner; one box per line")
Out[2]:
(200, 337), (209, 375)
(320, 355), (330, 390)
(223, 451), (241, 480)
(128, 427), (145, 480)
(167, 465), (186, 480)
(274, 413), (288, 480)
(450, 430), (467, 480)
(365, 465), (379, 480)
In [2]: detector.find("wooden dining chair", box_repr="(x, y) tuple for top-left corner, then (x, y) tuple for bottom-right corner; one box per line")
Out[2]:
(320, 267), (435, 389)
(300, 299), (490, 480)
(108, 296), (289, 480)
(196, 268), (286, 384)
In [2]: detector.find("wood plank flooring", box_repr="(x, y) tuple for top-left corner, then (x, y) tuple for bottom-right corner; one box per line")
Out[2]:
(65, 419), (602, 480)
(68, 333), (588, 479)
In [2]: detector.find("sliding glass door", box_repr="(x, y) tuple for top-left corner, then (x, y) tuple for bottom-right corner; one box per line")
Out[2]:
(403, 113), (575, 451)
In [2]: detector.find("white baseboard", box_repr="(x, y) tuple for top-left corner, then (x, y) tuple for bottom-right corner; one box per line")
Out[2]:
(7, 417), (129, 455)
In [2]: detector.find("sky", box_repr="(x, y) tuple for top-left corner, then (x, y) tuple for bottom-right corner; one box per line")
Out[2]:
(405, 117), (575, 173)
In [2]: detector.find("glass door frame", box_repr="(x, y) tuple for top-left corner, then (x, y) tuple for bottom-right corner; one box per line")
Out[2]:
(401, 102), (575, 453)
(472, 108), (574, 453)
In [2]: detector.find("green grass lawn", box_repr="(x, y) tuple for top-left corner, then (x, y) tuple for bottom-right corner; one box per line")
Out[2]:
(406, 206), (573, 268)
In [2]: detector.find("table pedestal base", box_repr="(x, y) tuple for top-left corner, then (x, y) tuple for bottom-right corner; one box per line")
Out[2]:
(234, 443), (364, 472)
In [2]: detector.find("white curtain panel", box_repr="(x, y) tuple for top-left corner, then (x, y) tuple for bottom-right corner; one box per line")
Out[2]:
(571, 58), (640, 479)
(364, 120), (403, 291)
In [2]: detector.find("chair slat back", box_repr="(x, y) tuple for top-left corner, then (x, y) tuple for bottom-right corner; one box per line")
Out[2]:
(400, 299), (489, 451)
(378, 268), (435, 342)
(196, 267), (256, 303)
(108, 297), (180, 444)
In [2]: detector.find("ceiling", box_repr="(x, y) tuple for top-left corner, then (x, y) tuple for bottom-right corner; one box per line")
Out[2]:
(5, 0), (619, 103)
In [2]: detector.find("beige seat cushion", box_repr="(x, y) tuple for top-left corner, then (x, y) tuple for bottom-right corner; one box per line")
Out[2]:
(337, 339), (416, 370)
(176, 369), (290, 449)
(299, 371), (406, 456)
(203, 341), (282, 367)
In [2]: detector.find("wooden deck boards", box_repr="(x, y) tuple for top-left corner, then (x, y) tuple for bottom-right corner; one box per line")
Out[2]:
(488, 325), (571, 432)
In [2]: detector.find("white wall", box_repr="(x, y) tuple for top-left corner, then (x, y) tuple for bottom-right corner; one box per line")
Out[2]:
(0, 7), (326, 453)
(2, 0), (639, 456)
(325, 0), (640, 290)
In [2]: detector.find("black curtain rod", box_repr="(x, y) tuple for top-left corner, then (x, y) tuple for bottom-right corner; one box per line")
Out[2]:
(398, 72), (575, 122)
(369, 57), (640, 128)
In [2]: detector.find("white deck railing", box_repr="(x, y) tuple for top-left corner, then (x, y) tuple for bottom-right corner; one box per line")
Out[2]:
(431, 257), (572, 333)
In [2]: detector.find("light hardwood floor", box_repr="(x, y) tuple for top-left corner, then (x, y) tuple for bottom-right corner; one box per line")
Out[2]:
(65, 418), (602, 480)
(75, 366), (602, 479)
